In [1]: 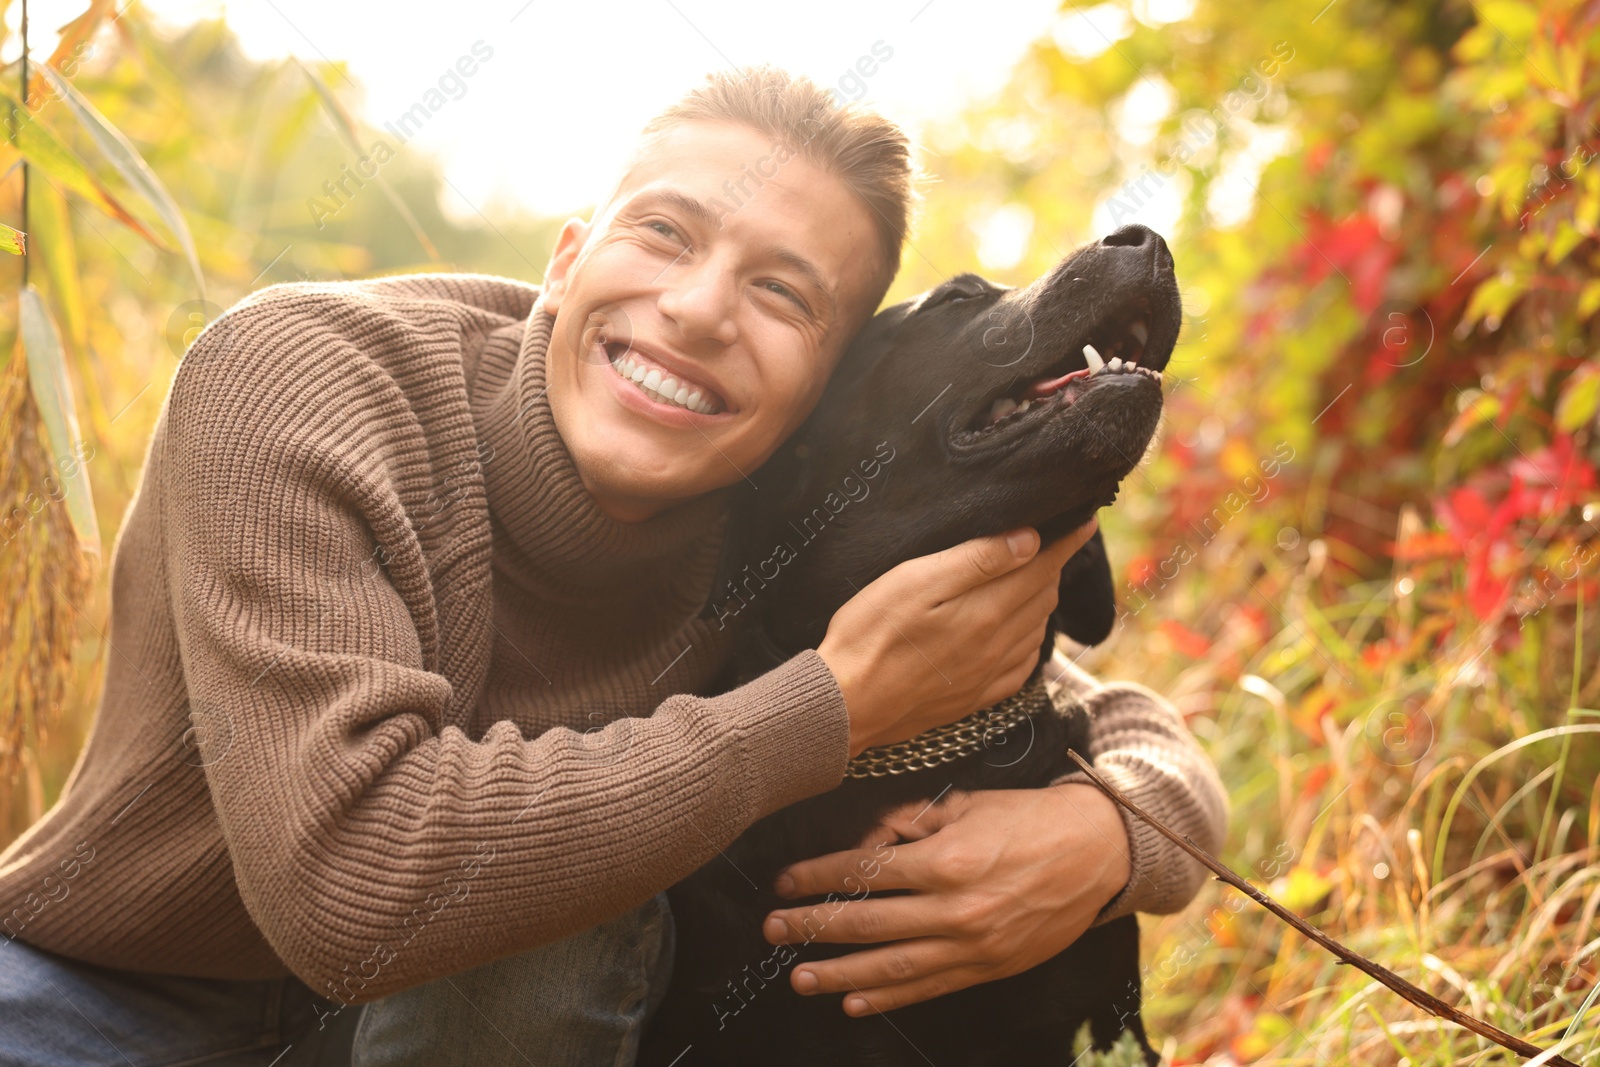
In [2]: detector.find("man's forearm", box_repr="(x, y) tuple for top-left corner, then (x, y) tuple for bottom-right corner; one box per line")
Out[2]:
(1044, 646), (1230, 925)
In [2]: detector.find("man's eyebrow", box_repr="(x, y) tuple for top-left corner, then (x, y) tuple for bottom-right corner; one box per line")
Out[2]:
(629, 188), (721, 229)
(764, 246), (836, 317)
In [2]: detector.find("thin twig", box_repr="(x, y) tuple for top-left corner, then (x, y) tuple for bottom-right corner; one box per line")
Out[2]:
(1065, 749), (1580, 1067)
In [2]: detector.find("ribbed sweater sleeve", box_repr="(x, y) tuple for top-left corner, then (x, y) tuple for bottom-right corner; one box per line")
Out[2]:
(1045, 647), (1229, 926)
(158, 305), (850, 1004)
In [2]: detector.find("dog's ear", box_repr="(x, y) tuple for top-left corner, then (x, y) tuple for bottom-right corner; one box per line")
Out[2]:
(698, 440), (814, 622)
(1052, 526), (1117, 646)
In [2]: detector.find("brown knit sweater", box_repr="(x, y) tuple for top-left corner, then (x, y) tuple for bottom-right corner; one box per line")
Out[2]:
(0, 274), (1227, 1004)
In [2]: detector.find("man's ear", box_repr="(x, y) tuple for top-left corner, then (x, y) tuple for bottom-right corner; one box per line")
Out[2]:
(1052, 526), (1117, 646)
(537, 217), (591, 315)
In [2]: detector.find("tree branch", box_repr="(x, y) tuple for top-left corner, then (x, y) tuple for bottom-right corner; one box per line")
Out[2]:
(1065, 749), (1579, 1067)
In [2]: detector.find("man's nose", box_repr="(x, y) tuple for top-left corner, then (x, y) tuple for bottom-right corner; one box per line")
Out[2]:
(657, 254), (740, 346)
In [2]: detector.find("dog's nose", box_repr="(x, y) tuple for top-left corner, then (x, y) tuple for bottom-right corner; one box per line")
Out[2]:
(1100, 224), (1158, 248)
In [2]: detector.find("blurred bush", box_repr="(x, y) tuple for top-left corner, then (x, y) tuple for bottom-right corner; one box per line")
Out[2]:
(0, 5), (562, 836)
(890, 0), (1600, 1060)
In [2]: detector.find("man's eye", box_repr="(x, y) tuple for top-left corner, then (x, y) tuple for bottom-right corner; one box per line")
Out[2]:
(647, 220), (682, 241)
(762, 280), (805, 307)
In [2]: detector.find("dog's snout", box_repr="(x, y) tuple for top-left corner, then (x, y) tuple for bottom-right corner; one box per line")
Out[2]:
(1100, 224), (1158, 249)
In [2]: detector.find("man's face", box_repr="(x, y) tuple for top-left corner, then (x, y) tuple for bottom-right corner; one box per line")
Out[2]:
(540, 120), (884, 522)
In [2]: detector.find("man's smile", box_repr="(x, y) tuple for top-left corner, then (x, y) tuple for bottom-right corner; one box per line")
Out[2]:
(541, 118), (884, 521)
(603, 336), (731, 416)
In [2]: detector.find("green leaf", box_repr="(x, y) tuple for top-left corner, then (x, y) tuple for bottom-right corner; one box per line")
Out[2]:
(40, 67), (204, 298)
(1557, 365), (1600, 433)
(30, 182), (86, 352)
(30, 180), (115, 449)
(0, 221), (23, 254)
(20, 285), (99, 557)
(0, 93), (166, 248)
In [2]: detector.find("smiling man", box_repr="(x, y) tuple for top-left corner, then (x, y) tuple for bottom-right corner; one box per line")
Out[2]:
(540, 117), (885, 524)
(0, 68), (1226, 1067)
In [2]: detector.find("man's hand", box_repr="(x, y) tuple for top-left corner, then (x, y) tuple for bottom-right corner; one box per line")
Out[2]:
(761, 783), (1132, 1016)
(818, 519), (1099, 757)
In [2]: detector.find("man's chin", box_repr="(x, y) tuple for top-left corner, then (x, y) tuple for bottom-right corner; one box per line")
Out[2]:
(565, 437), (722, 521)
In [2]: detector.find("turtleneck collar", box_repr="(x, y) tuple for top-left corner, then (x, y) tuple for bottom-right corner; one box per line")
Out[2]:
(474, 304), (733, 600)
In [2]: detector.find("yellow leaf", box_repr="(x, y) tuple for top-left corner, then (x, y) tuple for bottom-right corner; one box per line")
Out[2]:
(1557, 365), (1600, 432)
(1462, 272), (1526, 328)
(1444, 389), (1502, 447)
(1578, 279), (1600, 322)
(1547, 221), (1587, 264)
(1272, 864), (1334, 913)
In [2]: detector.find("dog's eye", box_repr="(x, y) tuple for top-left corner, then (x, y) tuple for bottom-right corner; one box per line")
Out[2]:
(925, 287), (983, 309)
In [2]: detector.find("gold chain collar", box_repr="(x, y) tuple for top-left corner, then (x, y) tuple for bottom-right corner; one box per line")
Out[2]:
(844, 677), (1053, 779)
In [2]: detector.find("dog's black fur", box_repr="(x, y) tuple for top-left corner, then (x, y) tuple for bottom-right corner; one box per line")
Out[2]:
(638, 225), (1181, 1067)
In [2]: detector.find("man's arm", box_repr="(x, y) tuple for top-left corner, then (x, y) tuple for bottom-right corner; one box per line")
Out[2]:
(754, 642), (1230, 1015)
(160, 300), (851, 1004)
(1044, 644), (1230, 925)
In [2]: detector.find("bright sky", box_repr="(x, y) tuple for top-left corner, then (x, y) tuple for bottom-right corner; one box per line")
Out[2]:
(52, 0), (1070, 220)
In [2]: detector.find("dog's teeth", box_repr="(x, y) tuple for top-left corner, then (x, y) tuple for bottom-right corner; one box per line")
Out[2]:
(988, 397), (1018, 424)
(1109, 356), (1124, 372)
(1082, 344), (1105, 374)
(1130, 319), (1149, 346)
(1015, 399), (1031, 415)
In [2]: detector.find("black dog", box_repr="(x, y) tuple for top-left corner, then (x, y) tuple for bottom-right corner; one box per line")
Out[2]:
(638, 224), (1181, 1067)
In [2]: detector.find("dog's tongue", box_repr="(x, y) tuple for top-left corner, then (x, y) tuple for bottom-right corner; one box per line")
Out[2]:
(1023, 367), (1092, 400)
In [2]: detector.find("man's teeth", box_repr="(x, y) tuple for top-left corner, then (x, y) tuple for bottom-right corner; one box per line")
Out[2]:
(611, 353), (718, 414)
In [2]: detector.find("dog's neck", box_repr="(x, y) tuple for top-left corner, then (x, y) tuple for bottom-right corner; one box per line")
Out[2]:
(842, 660), (1057, 779)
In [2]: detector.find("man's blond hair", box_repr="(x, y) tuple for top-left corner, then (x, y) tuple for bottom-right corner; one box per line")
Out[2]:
(631, 65), (916, 312)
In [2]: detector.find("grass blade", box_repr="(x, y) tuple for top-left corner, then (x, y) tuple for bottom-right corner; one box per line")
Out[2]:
(0, 89), (165, 249)
(19, 285), (99, 557)
(297, 60), (441, 263)
(40, 65), (204, 297)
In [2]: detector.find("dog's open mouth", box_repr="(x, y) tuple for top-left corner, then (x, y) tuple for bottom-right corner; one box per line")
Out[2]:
(956, 300), (1165, 440)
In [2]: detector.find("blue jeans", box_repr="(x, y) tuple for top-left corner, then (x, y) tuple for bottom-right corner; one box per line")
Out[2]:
(0, 892), (675, 1067)
(352, 890), (675, 1066)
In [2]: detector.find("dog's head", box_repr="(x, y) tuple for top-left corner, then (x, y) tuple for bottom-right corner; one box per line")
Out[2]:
(703, 224), (1180, 656)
